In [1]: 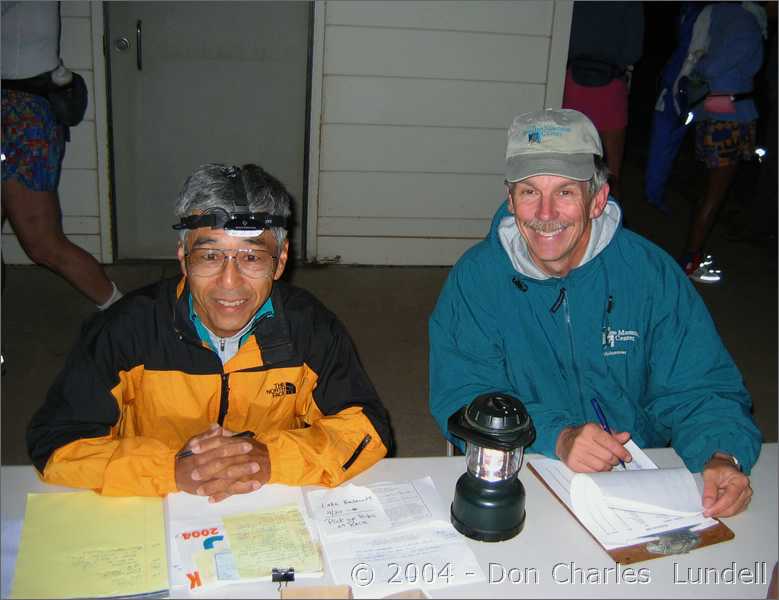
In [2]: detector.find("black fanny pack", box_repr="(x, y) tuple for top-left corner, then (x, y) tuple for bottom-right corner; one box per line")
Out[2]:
(3, 71), (88, 127)
(569, 57), (625, 87)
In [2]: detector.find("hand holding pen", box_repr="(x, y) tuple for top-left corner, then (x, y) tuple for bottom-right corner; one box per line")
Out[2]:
(590, 398), (627, 469)
(555, 402), (632, 472)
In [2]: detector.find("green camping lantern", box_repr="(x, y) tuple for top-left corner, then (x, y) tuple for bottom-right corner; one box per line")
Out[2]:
(448, 392), (535, 542)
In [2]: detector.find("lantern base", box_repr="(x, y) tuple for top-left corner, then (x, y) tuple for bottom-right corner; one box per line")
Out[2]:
(450, 472), (526, 542)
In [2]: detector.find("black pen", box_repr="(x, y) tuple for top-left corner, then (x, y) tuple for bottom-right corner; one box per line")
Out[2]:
(590, 398), (626, 469)
(175, 430), (255, 460)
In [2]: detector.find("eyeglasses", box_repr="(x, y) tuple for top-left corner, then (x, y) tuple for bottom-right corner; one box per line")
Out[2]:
(185, 247), (277, 278)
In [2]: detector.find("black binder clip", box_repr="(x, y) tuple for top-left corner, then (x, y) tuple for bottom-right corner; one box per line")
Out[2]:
(272, 567), (295, 591)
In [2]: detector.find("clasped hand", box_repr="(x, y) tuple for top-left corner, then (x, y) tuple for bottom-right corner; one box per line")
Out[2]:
(556, 424), (752, 517)
(174, 424), (271, 503)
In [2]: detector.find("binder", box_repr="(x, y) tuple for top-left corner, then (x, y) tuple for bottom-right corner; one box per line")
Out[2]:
(527, 462), (735, 565)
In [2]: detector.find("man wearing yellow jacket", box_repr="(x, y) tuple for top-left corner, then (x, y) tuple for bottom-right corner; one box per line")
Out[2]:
(27, 163), (392, 502)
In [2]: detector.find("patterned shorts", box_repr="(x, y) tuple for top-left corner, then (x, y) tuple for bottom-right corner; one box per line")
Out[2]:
(1, 89), (66, 191)
(695, 119), (757, 168)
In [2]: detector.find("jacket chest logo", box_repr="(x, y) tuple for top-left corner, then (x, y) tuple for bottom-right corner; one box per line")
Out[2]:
(602, 327), (640, 356)
(266, 382), (296, 398)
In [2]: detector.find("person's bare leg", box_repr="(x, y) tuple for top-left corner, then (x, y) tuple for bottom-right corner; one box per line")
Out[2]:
(2, 179), (114, 304)
(600, 128), (626, 200)
(684, 163), (739, 255)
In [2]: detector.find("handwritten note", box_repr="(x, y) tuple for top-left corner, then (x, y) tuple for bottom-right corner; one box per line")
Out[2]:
(308, 484), (392, 536)
(11, 492), (168, 599)
(308, 478), (484, 597)
(328, 531), (486, 599)
(222, 504), (322, 579)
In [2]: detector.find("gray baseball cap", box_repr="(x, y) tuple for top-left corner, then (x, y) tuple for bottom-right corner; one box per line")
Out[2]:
(505, 109), (603, 183)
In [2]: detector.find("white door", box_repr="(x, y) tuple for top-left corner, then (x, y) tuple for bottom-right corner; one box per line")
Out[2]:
(107, 1), (310, 259)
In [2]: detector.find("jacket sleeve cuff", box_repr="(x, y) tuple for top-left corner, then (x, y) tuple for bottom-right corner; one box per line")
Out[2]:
(682, 435), (760, 476)
(257, 432), (301, 486)
(528, 418), (580, 459)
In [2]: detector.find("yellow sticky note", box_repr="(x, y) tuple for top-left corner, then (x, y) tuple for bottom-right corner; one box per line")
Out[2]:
(11, 492), (168, 599)
(223, 504), (321, 579)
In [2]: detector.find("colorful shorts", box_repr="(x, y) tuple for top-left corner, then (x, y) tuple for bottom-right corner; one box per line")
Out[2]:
(695, 119), (756, 168)
(1, 89), (66, 191)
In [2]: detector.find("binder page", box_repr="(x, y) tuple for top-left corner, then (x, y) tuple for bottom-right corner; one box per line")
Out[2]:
(528, 448), (716, 549)
(166, 484), (322, 592)
(570, 474), (714, 548)
(528, 440), (656, 508)
(11, 492), (168, 599)
(580, 467), (704, 515)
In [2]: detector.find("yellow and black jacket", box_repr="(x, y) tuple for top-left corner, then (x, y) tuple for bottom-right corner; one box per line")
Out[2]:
(27, 277), (392, 496)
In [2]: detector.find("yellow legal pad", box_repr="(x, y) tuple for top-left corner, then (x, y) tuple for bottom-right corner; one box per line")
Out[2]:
(11, 492), (169, 599)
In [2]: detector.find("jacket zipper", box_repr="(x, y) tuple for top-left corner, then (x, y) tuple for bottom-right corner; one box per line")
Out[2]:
(176, 311), (273, 427)
(218, 373), (230, 426)
(342, 434), (372, 471)
(561, 289), (587, 420)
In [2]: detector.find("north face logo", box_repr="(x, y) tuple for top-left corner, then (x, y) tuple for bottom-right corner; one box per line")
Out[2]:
(267, 382), (296, 397)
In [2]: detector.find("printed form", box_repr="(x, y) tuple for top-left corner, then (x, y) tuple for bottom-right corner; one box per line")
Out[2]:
(307, 477), (485, 598)
(528, 441), (717, 549)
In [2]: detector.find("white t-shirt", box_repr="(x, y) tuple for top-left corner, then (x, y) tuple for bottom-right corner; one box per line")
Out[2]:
(2, 1), (60, 79)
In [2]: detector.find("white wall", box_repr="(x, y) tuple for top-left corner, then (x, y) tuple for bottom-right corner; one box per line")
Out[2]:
(3, 1), (574, 267)
(308, 0), (573, 265)
(2, 1), (112, 264)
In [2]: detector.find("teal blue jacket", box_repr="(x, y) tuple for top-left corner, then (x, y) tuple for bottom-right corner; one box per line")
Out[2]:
(429, 200), (761, 473)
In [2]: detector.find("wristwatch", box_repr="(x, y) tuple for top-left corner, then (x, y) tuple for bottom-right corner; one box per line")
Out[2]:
(712, 452), (741, 471)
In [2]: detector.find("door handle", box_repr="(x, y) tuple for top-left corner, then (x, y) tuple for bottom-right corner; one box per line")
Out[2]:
(136, 20), (143, 71)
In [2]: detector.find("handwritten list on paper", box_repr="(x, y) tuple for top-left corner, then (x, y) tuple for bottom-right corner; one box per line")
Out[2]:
(222, 504), (322, 579)
(307, 479), (486, 598)
(11, 492), (168, 599)
(308, 484), (392, 536)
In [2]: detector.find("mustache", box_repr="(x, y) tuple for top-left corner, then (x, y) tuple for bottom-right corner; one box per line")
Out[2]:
(522, 219), (571, 233)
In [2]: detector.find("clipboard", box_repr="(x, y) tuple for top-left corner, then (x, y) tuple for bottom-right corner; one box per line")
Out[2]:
(527, 463), (734, 565)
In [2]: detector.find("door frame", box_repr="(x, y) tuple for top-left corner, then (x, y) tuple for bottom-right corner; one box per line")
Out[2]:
(91, 2), (114, 263)
(305, 1), (326, 263)
(101, 1), (319, 264)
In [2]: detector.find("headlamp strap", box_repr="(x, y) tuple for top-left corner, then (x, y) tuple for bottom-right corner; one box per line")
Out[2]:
(173, 212), (287, 231)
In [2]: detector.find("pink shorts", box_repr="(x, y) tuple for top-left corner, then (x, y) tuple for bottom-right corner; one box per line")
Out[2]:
(562, 68), (628, 132)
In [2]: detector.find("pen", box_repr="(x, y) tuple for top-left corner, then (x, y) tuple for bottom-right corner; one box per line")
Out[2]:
(590, 398), (626, 469)
(175, 430), (255, 460)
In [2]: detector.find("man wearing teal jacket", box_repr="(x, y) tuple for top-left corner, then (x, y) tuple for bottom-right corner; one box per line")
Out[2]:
(429, 109), (760, 518)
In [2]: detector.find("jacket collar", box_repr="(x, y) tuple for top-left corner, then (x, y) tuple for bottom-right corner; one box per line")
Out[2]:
(492, 198), (622, 282)
(172, 278), (295, 365)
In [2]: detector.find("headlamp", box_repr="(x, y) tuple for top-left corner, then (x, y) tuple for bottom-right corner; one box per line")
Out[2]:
(173, 164), (288, 236)
(172, 209), (287, 233)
